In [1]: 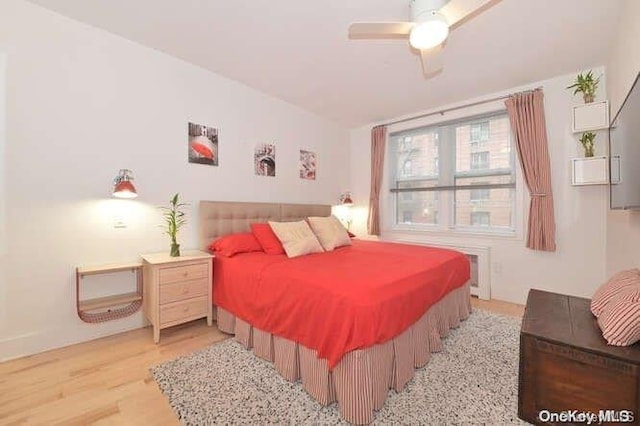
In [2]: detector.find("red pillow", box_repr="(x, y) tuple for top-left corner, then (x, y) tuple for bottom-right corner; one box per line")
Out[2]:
(209, 232), (263, 257)
(251, 223), (285, 255)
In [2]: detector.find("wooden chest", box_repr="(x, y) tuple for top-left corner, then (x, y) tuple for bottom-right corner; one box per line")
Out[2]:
(519, 289), (640, 425)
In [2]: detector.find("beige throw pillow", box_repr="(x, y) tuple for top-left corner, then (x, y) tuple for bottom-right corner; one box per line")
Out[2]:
(268, 220), (324, 258)
(307, 216), (352, 252)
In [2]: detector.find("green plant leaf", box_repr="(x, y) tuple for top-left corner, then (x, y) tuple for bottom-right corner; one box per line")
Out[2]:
(567, 70), (599, 99)
(158, 193), (188, 244)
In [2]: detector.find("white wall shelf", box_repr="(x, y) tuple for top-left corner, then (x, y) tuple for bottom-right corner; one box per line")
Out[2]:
(571, 156), (608, 186)
(572, 101), (609, 133)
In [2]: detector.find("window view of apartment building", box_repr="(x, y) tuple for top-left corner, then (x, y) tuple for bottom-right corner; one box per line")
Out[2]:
(391, 114), (515, 234)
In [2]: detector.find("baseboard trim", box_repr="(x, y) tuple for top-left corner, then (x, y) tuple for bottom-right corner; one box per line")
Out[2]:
(0, 316), (145, 362)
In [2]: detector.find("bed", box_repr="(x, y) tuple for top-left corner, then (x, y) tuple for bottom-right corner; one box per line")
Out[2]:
(199, 201), (472, 424)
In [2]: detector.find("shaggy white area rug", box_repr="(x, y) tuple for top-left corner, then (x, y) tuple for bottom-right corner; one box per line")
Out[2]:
(151, 310), (527, 424)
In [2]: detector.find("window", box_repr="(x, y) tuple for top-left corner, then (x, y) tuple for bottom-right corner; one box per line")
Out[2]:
(402, 159), (413, 177)
(402, 211), (413, 223)
(389, 112), (516, 235)
(470, 151), (489, 170)
(470, 151), (490, 170)
(470, 122), (489, 148)
(400, 137), (412, 152)
(470, 212), (490, 226)
(470, 187), (490, 202)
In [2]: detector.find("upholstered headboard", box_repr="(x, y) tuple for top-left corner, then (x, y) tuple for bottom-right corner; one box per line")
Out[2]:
(198, 201), (331, 250)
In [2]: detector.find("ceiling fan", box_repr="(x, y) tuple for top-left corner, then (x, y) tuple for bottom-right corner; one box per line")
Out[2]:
(348, 0), (500, 77)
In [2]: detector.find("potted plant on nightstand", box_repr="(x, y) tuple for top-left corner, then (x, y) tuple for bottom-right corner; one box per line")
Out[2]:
(160, 193), (187, 257)
(579, 132), (596, 157)
(567, 70), (600, 103)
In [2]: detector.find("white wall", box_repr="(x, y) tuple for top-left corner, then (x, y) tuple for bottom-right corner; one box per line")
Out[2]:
(0, 0), (349, 361)
(605, 0), (640, 276)
(0, 53), (6, 330)
(350, 70), (608, 305)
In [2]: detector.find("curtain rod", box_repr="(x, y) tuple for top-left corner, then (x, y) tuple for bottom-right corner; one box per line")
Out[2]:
(381, 86), (543, 128)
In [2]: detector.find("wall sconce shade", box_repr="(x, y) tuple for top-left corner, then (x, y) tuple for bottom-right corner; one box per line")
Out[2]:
(113, 169), (138, 198)
(340, 192), (353, 206)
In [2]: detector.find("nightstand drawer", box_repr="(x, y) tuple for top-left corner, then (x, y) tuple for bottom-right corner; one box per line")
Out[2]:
(159, 278), (209, 304)
(160, 296), (208, 325)
(159, 263), (208, 285)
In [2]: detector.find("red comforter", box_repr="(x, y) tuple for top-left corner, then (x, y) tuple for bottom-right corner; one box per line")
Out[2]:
(213, 240), (469, 368)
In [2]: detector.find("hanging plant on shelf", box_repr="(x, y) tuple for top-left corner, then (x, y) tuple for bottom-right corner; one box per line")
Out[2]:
(566, 70), (600, 103)
(579, 132), (596, 158)
(160, 193), (187, 257)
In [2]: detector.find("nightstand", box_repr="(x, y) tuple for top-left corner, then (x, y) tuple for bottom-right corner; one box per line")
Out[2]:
(141, 250), (213, 343)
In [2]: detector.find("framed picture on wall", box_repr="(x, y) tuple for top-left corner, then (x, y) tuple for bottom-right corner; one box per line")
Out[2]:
(299, 150), (316, 180)
(254, 143), (276, 177)
(188, 122), (219, 166)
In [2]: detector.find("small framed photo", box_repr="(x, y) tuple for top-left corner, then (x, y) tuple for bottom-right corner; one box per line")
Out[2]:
(254, 143), (276, 177)
(188, 122), (218, 166)
(299, 150), (316, 180)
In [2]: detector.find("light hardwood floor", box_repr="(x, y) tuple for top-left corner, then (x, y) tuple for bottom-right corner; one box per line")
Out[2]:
(471, 296), (525, 317)
(0, 298), (523, 425)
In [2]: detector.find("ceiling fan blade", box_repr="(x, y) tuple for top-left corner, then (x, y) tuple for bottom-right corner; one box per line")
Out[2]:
(420, 45), (444, 77)
(440, 0), (502, 30)
(348, 22), (414, 38)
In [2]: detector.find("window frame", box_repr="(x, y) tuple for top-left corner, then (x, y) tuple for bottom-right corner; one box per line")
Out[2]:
(383, 107), (525, 240)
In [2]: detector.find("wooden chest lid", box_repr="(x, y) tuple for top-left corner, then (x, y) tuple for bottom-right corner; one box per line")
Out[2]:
(521, 289), (640, 364)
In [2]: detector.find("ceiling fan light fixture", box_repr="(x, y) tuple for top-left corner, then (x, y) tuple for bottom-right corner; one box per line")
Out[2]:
(409, 12), (449, 50)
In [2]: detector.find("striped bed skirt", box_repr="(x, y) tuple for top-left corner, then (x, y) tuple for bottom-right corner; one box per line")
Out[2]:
(216, 281), (472, 424)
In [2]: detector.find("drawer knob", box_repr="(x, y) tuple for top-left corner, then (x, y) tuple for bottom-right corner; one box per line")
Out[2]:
(183, 272), (188, 277)
(183, 306), (189, 313)
(182, 287), (189, 294)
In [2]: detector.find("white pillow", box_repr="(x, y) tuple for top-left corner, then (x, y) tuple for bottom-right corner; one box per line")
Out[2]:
(307, 216), (352, 251)
(268, 220), (324, 258)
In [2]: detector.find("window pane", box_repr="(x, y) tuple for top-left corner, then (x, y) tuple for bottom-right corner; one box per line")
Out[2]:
(394, 132), (439, 179)
(470, 188), (490, 201)
(470, 122), (489, 141)
(470, 122), (490, 149)
(396, 192), (439, 225)
(456, 116), (511, 175)
(470, 151), (490, 170)
(470, 211), (490, 226)
(455, 188), (514, 229)
(392, 131), (440, 227)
